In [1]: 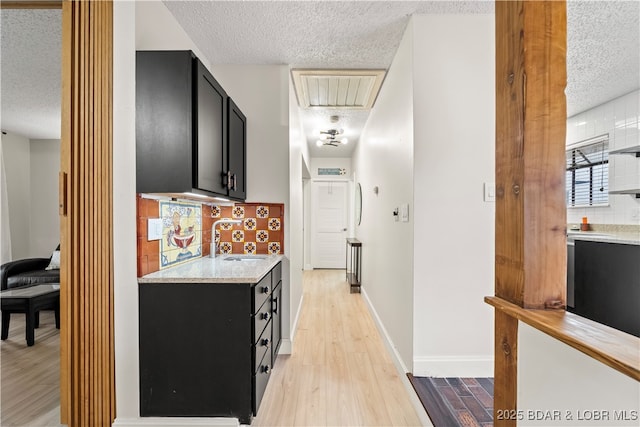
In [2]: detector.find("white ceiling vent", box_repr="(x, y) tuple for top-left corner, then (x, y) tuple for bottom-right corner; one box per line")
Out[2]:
(291, 69), (386, 110)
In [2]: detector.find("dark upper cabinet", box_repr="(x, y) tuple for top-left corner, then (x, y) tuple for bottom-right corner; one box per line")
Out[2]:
(136, 51), (194, 193)
(136, 50), (247, 201)
(228, 98), (247, 200)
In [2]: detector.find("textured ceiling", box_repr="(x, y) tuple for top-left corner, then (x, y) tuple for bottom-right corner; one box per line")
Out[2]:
(566, 0), (639, 117)
(1, 1), (638, 153)
(1, 8), (61, 140)
(163, 0), (494, 157)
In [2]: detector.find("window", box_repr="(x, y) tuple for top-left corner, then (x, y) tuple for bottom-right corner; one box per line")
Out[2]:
(566, 135), (609, 207)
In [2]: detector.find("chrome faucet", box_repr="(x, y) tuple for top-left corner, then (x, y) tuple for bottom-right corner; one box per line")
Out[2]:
(210, 218), (242, 257)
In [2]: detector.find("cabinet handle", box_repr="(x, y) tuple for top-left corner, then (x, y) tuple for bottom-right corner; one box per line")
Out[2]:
(262, 286), (270, 294)
(225, 171), (232, 189)
(262, 365), (271, 374)
(273, 297), (278, 314)
(232, 173), (237, 191)
(261, 312), (270, 321)
(261, 338), (270, 348)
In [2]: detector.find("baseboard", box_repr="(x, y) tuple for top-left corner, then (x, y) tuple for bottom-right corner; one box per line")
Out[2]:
(304, 263), (313, 270)
(360, 288), (433, 427)
(278, 338), (292, 355)
(112, 417), (238, 427)
(413, 356), (494, 377)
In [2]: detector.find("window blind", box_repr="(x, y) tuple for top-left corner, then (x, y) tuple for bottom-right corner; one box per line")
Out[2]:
(566, 136), (609, 207)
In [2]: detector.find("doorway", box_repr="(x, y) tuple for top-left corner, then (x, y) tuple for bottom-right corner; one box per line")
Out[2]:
(310, 180), (348, 269)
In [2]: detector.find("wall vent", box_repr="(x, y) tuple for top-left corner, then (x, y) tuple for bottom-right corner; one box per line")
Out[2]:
(291, 69), (386, 110)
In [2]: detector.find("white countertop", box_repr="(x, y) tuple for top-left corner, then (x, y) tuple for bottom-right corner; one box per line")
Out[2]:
(138, 254), (284, 283)
(567, 230), (640, 246)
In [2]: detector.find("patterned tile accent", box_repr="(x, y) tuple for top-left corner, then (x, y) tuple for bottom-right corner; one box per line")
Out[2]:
(268, 242), (281, 254)
(256, 230), (269, 243)
(137, 199), (285, 277)
(232, 230), (245, 242)
(268, 218), (281, 231)
(220, 242), (233, 254)
(244, 218), (257, 231)
(244, 242), (257, 254)
(159, 200), (202, 268)
(232, 206), (245, 218)
(220, 221), (234, 231)
(256, 205), (269, 218)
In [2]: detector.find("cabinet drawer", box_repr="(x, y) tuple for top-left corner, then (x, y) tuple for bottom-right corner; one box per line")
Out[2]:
(271, 262), (282, 287)
(254, 302), (271, 344)
(254, 321), (272, 374)
(253, 272), (272, 313)
(253, 349), (272, 415)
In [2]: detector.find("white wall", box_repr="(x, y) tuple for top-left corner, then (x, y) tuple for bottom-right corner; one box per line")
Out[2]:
(288, 75), (308, 342)
(566, 90), (640, 225)
(518, 323), (640, 426)
(411, 14), (495, 377)
(113, 0), (139, 424)
(30, 139), (60, 256)
(351, 19), (415, 370)
(135, 0), (208, 69)
(1, 132), (31, 259)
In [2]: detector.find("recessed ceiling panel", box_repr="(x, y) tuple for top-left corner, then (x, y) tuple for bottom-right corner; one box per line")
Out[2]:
(292, 69), (386, 110)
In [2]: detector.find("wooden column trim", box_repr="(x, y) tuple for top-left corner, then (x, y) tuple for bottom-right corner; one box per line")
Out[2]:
(0, 1), (62, 9)
(493, 1), (567, 426)
(495, 0), (567, 309)
(60, 0), (114, 425)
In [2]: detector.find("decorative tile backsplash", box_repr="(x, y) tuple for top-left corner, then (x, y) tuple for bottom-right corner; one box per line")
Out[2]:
(159, 200), (202, 268)
(136, 195), (285, 277)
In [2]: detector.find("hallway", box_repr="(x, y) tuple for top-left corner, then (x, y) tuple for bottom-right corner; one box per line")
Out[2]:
(254, 269), (425, 426)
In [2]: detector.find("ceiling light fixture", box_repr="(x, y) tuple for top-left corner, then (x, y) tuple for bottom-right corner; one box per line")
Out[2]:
(317, 129), (348, 147)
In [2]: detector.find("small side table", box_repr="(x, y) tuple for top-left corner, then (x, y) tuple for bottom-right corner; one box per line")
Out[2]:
(345, 238), (362, 293)
(1, 284), (60, 346)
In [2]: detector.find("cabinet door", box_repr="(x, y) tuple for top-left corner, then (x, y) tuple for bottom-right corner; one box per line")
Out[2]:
(139, 283), (253, 419)
(194, 59), (227, 195)
(136, 51), (193, 193)
(228, 97), (247, 200)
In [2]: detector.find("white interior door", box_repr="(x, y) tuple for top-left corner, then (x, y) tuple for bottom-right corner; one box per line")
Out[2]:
(311, 181), (348, 269)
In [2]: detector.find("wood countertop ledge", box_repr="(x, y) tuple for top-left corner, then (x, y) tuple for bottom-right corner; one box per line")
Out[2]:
(485, 296), (640, 381)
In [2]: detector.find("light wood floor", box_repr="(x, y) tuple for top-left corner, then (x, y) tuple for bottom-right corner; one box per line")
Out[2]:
(254, 269), (423, 426)
(0, 310), (62, 426)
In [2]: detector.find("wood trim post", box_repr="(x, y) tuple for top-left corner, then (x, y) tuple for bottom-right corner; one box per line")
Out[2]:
(60, 1), (114, 425)
(494, 1), (567, 425)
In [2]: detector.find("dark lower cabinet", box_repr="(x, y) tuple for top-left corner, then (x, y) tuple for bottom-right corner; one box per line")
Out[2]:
(139, 261), (282, 424)
(574, 241), (640, 337)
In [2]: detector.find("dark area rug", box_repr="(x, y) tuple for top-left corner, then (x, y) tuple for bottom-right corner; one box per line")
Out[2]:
(408, 375), (494, 427)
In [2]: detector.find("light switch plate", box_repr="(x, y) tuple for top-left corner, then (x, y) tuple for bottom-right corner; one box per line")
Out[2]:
(147, 218), (163, 241)
(484, 182), (496, 202)
(400, 203), (409, 222)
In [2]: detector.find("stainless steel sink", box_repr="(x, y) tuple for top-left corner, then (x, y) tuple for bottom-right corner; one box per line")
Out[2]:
(223, 255), (267, 262)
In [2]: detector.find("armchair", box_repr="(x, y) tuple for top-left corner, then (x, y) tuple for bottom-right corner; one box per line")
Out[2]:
(0, 245), (60, 291)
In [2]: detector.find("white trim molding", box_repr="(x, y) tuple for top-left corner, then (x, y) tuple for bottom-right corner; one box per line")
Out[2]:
(278, 338), (292, 355)
(413, 356), (494, 378)
(112, 417), (239, 427)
